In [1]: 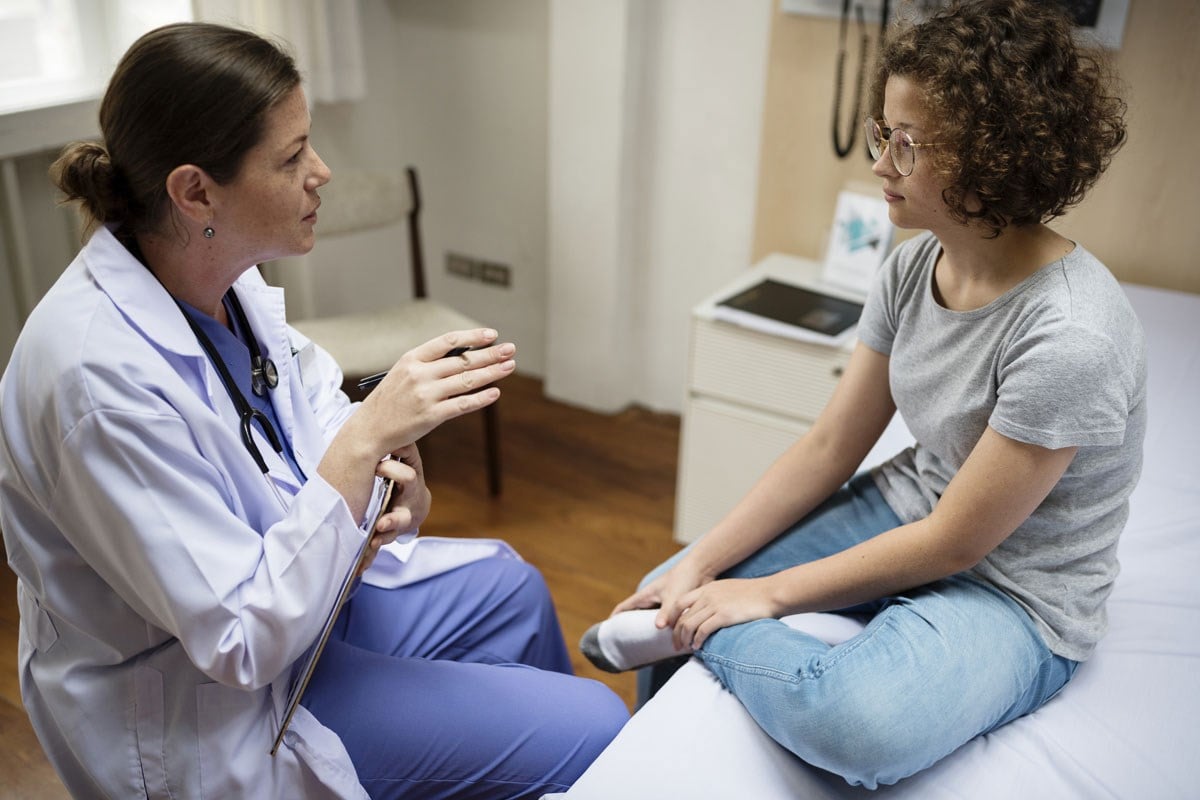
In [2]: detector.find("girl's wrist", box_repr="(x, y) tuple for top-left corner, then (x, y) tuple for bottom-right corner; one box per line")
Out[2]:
(679, 548), (721, 584)
(760, 571), (798, 618)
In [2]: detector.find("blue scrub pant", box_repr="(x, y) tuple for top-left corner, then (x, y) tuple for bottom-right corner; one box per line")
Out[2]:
(302, 556), (628, 799)
(639, 474), (1077, 789)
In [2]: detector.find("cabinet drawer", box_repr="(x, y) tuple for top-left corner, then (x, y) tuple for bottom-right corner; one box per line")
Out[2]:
(674, 395), (810, 544)
(690, 317), (851, 422)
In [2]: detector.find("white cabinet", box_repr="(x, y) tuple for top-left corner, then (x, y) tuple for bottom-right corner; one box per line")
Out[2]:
(673, 254), (861, 544)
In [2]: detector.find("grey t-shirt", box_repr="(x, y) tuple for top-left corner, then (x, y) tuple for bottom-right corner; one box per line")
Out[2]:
(857, 232), (1146, 661)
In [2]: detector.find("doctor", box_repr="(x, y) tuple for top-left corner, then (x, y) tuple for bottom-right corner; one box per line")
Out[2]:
(0, 22), (626, 800)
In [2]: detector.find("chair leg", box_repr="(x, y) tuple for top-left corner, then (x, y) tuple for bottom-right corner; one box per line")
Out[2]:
(483, 402), (502, 496)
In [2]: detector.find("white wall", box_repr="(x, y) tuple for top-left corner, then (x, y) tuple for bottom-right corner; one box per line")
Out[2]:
(545, 0), (773, 412)
(292, 0), (551, 377)
(2, 0), (776, 416)
(0, 150), (87, 370)
(631, 0), (773, 412)
(300, 0), (772, 414)
(544, 0), (643, 411)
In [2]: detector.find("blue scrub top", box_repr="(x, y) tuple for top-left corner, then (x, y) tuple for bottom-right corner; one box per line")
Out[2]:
(180, 295), (307, 485)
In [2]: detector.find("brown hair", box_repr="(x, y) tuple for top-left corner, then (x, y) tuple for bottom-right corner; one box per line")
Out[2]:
(51, 22), (300, 236)
(870, 0), (1126, 237)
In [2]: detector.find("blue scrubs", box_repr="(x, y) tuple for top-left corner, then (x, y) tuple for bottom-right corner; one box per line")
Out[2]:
(306, 558), (628, 799)
(183, 300), (628, 798)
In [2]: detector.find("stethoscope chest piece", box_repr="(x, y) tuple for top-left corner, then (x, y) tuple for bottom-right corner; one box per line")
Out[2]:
(225, 289), (278, 398)
(252, 355), (279, 398)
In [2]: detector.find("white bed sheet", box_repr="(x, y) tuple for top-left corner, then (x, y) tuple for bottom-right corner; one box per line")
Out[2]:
(557, 284), (1200, 800)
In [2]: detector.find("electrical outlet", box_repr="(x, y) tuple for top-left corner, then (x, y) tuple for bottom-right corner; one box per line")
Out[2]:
(446, 252), (476, 278)
(445, 252), (512, 288)
(478, 260), (511, 287)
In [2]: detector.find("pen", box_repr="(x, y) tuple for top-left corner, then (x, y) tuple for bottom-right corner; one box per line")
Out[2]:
(357, 371), (388, 393)
(356, 346), (476, 394)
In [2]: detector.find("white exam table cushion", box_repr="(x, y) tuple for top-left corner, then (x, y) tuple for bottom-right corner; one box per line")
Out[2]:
(555, 283), (1199, 800)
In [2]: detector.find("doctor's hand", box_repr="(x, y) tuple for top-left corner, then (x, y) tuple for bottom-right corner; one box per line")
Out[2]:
(356, 329), (515, 455)
(322, 328), (513, 522)
(356, 445), (430, 578)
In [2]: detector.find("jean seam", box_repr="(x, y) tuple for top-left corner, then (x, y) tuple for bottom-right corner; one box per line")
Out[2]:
(699, 651), (804, 683)
(700, 612), (881, 683)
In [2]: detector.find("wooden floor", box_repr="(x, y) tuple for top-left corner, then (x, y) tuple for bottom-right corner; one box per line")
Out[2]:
(0, 373), (682, 798)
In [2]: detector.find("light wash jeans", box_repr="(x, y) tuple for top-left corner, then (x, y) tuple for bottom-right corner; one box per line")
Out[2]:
(639, 473), (1077, 789)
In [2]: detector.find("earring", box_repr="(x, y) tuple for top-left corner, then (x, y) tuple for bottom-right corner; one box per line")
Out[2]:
(203, 226), (215, 239)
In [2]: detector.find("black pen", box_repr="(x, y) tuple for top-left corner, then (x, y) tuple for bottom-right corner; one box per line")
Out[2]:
(356, 346), (475, 394)
(356, 371), (388, 393)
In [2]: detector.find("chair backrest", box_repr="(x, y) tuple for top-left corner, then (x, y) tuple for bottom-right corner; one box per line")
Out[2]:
(406, 166), (427, 300)
(303, 165), (427, 302)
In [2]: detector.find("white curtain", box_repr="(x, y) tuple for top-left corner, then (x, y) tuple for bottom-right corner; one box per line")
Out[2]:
(192, 0), (367, 103)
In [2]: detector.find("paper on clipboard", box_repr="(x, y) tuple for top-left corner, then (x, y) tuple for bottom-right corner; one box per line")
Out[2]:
(270, 476), (395, 755)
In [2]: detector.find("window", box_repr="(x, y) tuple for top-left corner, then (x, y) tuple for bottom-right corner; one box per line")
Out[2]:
(0, 0), (192, 116)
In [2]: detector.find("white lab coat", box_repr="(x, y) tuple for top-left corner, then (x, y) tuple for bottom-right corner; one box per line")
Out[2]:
(0, 226), (512, 798)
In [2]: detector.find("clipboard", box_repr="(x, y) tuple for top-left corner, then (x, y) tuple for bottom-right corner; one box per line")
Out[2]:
(270, 476), (395, 755)
(713, 278), (864, 346)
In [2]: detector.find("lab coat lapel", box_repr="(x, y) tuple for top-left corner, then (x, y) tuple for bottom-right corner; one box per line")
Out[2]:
(85, 226), (206, 363)
(87, 227), (304, 497)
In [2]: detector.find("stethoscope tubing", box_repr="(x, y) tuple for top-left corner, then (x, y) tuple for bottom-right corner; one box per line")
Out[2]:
(174, 290), (284, 476)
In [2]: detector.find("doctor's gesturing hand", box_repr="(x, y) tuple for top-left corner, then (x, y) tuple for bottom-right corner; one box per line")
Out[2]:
(357, 328), (514, 452)
(319, 328), (516, 522)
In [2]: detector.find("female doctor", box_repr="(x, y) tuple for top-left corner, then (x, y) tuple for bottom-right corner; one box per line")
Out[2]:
(0, 22), (626, 800)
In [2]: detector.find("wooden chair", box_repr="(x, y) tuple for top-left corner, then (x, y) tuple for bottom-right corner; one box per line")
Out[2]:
(291, 166), (502, 495)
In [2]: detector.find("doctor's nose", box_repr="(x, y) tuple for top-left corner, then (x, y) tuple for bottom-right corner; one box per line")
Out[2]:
(308, 151), (332, 190)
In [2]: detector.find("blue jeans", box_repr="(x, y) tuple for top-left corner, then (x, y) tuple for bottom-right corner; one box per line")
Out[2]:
(639, 474), (1076, 789)
(302, 556), (628, 799)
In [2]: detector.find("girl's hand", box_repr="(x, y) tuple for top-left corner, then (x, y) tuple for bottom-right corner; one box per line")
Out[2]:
(355, 445), (430, 577)
(671, 577), (779, 650)
(611, 560), (713, 634)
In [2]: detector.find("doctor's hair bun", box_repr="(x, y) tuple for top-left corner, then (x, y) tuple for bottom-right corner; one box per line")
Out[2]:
(50, 141), (133, 234)
(53, 22), (300, 239)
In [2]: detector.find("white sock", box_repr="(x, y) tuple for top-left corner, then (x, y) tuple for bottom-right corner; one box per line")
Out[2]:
(581, 609), (692, 673)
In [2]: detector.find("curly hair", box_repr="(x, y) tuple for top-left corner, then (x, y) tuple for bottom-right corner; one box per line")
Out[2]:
(870, 0), (1126, 237)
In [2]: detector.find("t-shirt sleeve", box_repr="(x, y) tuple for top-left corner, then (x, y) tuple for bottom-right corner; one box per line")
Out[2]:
(991, 316), (1131, 449)
(856, 242), (905, 357)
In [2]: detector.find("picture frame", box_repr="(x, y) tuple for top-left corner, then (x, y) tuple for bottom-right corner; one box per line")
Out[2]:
(820, 189), (893, 296)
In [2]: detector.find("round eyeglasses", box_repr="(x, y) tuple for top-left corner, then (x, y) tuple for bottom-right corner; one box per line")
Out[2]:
(864, 117), (942, 176)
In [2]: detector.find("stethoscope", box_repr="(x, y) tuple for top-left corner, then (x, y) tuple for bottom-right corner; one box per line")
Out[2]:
(831, 0), (890, 160)
(174, 289), (284, 482)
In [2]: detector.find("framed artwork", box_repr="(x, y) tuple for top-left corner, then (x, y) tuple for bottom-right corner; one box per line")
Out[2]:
(821, 190), (893, 296)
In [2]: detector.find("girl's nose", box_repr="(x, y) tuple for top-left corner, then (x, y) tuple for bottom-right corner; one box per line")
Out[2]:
(870, 143), (895, 178)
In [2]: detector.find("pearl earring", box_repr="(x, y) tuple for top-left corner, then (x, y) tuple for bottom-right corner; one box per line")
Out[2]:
(203, 226), (215, 239)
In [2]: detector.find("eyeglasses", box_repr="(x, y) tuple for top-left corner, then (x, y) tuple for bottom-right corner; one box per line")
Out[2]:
(864, 117), (942, 176)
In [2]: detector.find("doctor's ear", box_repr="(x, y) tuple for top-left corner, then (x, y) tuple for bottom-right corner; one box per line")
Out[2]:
(164, 164), (215, 229)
